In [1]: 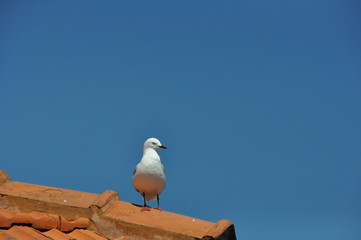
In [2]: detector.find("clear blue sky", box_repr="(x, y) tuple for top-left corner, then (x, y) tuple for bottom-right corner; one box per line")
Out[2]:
(1, 1), (360, 239)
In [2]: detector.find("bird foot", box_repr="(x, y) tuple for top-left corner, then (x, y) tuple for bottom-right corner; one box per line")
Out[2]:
(141, 206), (152, 212)
(152, 207), (162, 211)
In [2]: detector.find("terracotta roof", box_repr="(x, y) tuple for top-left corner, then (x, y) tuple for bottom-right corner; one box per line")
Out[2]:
(0, 170), (236, 240)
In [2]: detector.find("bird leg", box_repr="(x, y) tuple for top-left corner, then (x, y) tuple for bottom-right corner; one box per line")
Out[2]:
(141, 193), (151, 211)
(153, 194), (161, 211)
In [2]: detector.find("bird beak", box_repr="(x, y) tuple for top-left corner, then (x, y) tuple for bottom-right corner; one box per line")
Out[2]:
(159, 145), (168, 149)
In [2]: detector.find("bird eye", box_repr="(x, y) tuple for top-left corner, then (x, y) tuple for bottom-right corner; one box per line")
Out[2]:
(152, 142), (156, 145)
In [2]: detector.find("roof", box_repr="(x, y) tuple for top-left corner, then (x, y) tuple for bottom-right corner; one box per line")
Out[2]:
(0, 170), (236, 240)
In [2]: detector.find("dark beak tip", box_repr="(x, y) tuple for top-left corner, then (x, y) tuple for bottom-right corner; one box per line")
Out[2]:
(160, 145), (168, 149)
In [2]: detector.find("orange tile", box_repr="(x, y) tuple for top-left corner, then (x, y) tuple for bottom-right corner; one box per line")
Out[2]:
(43, 229), (70, 240)
(68, 229), (109, 240)
(0, 230), (12, 240)
(0, 208), (89, 231)
(5, 226), (51, 240)
(0, 226), (113, 240)
(0, 170), (11, 185)
(102, 201), (215, 239)
(0, 181), (100, 208)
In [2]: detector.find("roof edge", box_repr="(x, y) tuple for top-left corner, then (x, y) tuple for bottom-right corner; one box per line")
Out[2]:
(0, 170), (12, 185)
(202, 219), (236, 240)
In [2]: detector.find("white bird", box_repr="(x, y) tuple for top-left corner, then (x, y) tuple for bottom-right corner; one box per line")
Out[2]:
(133, 137), (167, 211)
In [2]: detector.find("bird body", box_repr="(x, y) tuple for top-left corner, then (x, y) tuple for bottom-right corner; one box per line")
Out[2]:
(133, 138), (167, 209)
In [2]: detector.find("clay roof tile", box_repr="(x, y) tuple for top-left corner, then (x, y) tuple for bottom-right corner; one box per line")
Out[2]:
(0, 170), (11, 185)
(0, 226), (112, 240)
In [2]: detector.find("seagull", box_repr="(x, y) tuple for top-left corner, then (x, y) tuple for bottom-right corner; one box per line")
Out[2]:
(133, 137), (167, 211)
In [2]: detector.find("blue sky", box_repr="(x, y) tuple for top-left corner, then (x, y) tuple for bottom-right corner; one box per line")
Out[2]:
(1, 1), (360, 239)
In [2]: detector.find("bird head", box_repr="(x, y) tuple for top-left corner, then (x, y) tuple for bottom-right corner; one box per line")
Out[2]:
(144, 137), (167, 151)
